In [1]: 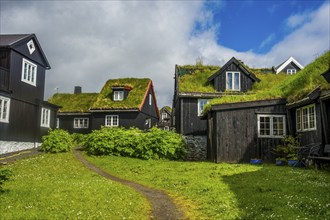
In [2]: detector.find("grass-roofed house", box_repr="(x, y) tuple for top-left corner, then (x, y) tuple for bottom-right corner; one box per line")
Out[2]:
(205, 51), (330, 163)
(49, 78), (159, 133)
(172, 57), (260, 160)
(158, 106), (172, 131)
(0, 34), (59, 154)
(273, 56), (304, 74)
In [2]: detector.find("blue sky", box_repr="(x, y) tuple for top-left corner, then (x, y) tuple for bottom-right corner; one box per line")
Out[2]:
(204, 0), (325, 53)
(1, 0), (329, 107)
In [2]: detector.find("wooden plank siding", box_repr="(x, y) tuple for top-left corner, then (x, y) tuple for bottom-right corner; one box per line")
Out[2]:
(180, 98), (207, 135)
(208, 99), (287, 163)
(213, 62), (254, 92)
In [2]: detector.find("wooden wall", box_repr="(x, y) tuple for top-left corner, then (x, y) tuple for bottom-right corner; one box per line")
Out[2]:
(209, 100), (287, 163)
(213, 62), (254, 92)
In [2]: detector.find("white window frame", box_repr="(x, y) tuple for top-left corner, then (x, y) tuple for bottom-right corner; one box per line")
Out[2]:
(164, 126), (170, 131)
(162, 112), (167, 120)
(27, 40), (36, 54)
(287, 69), (296, 74)
(56, 118), (59, 129)
(226, 71), (240, 91)
(41, 108), (51, 128)
(21, 58), (37, 86)
(257, 114), (286, 138)
(145, 118), (152, 128)
(105, 115), (119, 127)
(197, 99), (209, 116)
(74, 118), (89, 129)
(149, 94), (152, 106)
(296, 104), (316, 132)
(0, 96), (10, 123)
(113, 91), (124, 101)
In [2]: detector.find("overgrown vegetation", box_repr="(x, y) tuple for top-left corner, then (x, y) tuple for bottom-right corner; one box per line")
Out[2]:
(86, 155), (330, 219)
(0, 168), (12, 191)
(48, 93), (98, 113)
(92, 78), (151, 109)
(205, 51), (330, 112)
(0, 153), (149, 219)
(41, 129), (73, 153)
(83, 127), (186, 160)
(178, 65), (220, 93)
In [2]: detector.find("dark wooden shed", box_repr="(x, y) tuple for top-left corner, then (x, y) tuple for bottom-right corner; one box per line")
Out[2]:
(207, 99), (287, 163)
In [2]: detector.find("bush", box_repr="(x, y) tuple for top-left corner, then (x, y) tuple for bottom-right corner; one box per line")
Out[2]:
(83, 127), (186, 160)
(41, 129), (73, 153)
(0, 169), (12, 191)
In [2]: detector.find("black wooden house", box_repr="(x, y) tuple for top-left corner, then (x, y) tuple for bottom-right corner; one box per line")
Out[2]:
(49, 78), (159, 133)
(0, 34), (59, 154)
(274, 56), (304, 74)
(158, 106), (172, 131)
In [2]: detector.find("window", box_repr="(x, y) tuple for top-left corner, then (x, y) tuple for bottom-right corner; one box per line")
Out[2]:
(258, 115), (286, 138)
(22, 58), (37, 86)
(113, 91), (124, 101)
(41, 108), (50, 128)
(287, 69), (296, 74)
(56, 118), (59, 129)
(105, 115), (119, 127)
(27, 40), (35, 54)
(226, 72), (240, 91)
(164, 126), (170, 131)
(74, 118), (89, 129)
(296, 104), (316, 131)
(145, 118), (152, 128)
(149, 94), (152, 106)
(162, 112), (168, 120)
(0, 96), (10, 123)
(198, 99), (209, 116)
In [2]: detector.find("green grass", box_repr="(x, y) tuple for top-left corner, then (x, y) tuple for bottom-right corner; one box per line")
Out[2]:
(85, 155), (330, 219)
(92, 78), (151, 109)
(0, 152), (150, 219)
(48, 93), (98, 113)
(178, 65), (220, 93)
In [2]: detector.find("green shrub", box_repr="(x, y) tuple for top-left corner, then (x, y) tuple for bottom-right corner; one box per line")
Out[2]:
(0, 169), (12, 191)
(41, 129), (73, 153)
(83, 127), (186, 160)
(71, 133), (87, 146)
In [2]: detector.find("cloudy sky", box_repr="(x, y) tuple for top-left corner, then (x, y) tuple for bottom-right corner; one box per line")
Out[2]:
(1, 0), (329, 108)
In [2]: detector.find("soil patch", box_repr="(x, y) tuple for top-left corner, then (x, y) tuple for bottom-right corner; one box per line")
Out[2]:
(73, 148), (185, 220)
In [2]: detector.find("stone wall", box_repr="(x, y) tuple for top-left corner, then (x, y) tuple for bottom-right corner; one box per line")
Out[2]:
(0, 141), (41, 155)
(184, 135), (207, 161)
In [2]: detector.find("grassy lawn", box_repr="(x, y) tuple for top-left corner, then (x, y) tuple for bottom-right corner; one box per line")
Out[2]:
(85, 154), (330, 220)
(0, 152), (150, 219)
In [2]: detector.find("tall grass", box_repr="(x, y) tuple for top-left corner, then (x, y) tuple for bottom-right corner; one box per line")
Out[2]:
(0, 153), (150, 219)
(86, 155), (330, 219)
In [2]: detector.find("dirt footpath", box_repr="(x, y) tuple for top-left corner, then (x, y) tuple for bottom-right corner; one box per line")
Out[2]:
(73, 148), (186, 220)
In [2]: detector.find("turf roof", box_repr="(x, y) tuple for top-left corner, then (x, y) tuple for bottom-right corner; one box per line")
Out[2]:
(91, 78), (151, 110)
(48, 78), (152, 112)
(48, 93), (98, 113)
(177, 65), (220, 93)
(206, 51), (330, 112)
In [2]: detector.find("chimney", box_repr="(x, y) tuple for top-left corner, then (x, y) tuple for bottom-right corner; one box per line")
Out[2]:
(74, 86), (82, 94)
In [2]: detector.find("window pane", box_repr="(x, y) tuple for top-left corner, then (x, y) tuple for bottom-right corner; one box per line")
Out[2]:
(309, 106), (315, 129)
(234, 72), (240, 90)
(302, 108), (308, 129)
(227, 72), (233, 90)
(259, 116), (270, 136)
(296, 109), (301, 131)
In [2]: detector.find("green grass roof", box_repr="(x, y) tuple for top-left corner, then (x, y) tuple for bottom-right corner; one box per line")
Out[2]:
(91, 78), (151, 110)
(206, 51), (330, 111)
(177, 65), (220, 93)
(48, 93), (98, 113)
(48, 78), (152, 112)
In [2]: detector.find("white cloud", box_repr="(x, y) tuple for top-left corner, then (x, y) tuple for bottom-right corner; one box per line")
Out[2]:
(286, 11), (312, 28)
(1, 1), (329, 108)
(259, 34), (276, 50)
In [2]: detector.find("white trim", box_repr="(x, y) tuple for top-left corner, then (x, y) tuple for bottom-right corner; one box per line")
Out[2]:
(21, 58), (37, 86)
(287, 69), (296, 75)
(27, 40), (36, 54)
(149, 94), (152, 106)
(105, 115), (119, 127)
(197, 99), (209, 116)
(226, 71), (240, 91)
(113, 91), (124, 101)
(73, 118), (89, 129)
(296, 104), (316, 132)
(257, 114), (286, 138)
(0, 96), (10, 123)
(276, 57), (304, 74)
(145, 118), (152, 128)
(41, 107), (51, 128)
